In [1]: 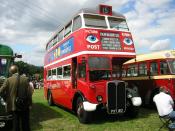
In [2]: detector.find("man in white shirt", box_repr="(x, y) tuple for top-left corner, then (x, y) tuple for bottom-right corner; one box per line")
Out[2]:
(153, 87), (175, 130)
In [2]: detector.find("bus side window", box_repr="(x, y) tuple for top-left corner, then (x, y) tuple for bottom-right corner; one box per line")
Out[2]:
(58, 29), (64, 41)
(47, 70), (52, 80)
(78, 63), (86, 80)
(139, 63), (147, 76)
(150, 62), (158, 75)
(122, 68), (126, 77)
(127, 64), (138, 77)
(63, 65), (71, 79)
(52, 69), (57, 80)
(112, 65), (122, 78)
(160, 61), (169, 74)
(64, 22), (72, 38)
(72, 15), (82, 32)
(57, 67), (63, 79)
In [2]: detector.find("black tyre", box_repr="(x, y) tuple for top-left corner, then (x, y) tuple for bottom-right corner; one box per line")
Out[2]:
(48, 90), (54, 106)
(125, 100), (139, 118)
(76, 97), (91, 124)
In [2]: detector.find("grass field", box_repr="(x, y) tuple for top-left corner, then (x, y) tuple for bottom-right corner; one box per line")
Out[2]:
(30, 89), (167, 131)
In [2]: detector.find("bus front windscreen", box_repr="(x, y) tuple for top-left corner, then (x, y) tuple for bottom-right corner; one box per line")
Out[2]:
(0, 58), (9, 77)
(168, 59), (175, 74)
(88, 57), (110, 70)
(84, 14), (107, 28)
(88, 57), (111, 82)
(108, 17), (129, 31)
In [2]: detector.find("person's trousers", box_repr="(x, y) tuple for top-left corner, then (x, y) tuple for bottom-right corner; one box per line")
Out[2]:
(169, 111), (175, 122)
(12, 110), (31, 131)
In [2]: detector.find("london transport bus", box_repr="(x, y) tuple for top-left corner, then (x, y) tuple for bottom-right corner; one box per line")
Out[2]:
(44, 5), (142, 123)
(0, 44), (21, 129)
(122, 50), (175, 105)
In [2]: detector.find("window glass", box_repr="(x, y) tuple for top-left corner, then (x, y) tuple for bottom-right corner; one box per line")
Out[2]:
(127, 64), (138, 77)
(160, 61), (169, 74)
(0, 58), (9, 77)
(168, 59), (175, 74)
(58, 29), (64, 41)
(52, 69), (57, 80)
(64, 22), (72, 37)
(48, 70), (52, 80)
(88, 57), (110, 70)
(150, 62), (158, 75)
(73, 16), (82, 32)
(89, 70), (111, 82)
(84, 14), (107, 28)
(78, 63), (86, 79)
(112, 64), (122, 78)
(57, 67), (63, 79)
(108, 17), (129, 31)
(122, 68), (126, 77)
(139, 63), (147, 76)
(53, 35), (57, 46)
(63, 65), (71, 79)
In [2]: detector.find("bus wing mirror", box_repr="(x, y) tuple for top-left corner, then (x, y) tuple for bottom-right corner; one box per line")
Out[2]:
(14, 53), (22, 58)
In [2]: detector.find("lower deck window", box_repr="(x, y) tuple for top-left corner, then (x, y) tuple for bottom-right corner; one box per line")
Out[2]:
(63, 65), (71, 79)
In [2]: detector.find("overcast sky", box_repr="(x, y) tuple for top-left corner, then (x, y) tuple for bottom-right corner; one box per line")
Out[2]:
(0, 0), (175, 66)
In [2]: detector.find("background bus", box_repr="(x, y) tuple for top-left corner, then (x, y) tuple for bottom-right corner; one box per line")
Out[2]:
(0, 44), (14, 85)
(122, 50), (175, 105)
(0, 44), (21, 129)
(44, 5), (141, 123)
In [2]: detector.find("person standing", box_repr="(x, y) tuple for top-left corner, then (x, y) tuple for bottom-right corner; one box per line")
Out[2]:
(0, 65), (32, 131)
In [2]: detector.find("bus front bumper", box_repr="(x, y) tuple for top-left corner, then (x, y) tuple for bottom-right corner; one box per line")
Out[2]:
(83, 101), (98, 111)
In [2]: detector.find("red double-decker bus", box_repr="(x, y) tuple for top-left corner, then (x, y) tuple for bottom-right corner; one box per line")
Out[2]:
(44, 5), (142, 123)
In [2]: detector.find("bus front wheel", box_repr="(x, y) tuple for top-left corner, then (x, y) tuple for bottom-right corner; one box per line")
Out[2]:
(48, 90), (54, 106)
(76, 97), (91, 123)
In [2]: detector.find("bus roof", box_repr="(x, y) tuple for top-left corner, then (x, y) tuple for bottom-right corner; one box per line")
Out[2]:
(46, 6), (126, 50)
(0, 44), (13, 57)
(124, 50), (175, 64)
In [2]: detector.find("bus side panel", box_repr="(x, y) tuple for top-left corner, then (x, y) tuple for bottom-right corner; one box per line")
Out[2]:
(48, 80), (73, 110)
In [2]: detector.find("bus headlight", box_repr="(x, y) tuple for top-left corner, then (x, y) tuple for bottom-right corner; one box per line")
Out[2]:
(96, 95), (103, 102)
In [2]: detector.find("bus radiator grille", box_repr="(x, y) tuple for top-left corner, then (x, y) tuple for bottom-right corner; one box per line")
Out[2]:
(107, 81), (126, 114)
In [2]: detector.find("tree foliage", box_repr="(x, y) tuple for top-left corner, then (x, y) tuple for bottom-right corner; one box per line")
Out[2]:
(14, 61), (43, 80)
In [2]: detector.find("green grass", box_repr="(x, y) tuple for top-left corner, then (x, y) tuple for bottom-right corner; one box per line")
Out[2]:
(31, 89), (167, 131)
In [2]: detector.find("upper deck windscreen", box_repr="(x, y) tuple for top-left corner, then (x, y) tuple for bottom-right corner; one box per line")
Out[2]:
(84, 14), (107, 28)
(108, 17), (129, 31)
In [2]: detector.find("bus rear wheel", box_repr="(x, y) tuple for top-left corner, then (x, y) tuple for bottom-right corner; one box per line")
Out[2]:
(76, 97), (91, 124)
(48, 90), (54, 106)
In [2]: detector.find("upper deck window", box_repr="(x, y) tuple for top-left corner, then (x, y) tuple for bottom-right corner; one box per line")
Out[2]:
(73, 15), (82, 32)
(84, 14), (107, 28)
(64, 22), (72, 37)
(108, 17), (129, 31)
(58, 29), (64, 41)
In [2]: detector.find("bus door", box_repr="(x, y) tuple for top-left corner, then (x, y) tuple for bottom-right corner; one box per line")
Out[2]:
(77, 57), (87, 90)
